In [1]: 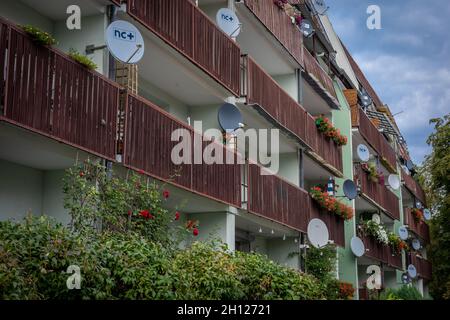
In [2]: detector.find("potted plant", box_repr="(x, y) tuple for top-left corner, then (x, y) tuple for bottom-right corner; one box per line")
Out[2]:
(359, 220), (389, 245)
(20, 25), (57, 46)
(411, 208), (424, 223)
(310, 186), (354, 220)
(68, 48), (97, 70)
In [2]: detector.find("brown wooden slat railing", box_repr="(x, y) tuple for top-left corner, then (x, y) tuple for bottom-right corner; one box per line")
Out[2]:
(408, 253), (432, 281)
(352, 107), (397, 171)
(127, 0), (240, 96)
(245, 56), (343, 173)
(360, 233), (388, 263)
(243, 0), (303, 67)
(303, 48), (337, 99)
(123, 93), (241, 207)
(387, 248), (403, 270)
(0, 19), (119, 160)
(357, 166), (400, 220)
(110, 0), (121, 5)
(247, 163), (345, 246)
(402, 169), (427, 205)
(404, 208), (430, 243)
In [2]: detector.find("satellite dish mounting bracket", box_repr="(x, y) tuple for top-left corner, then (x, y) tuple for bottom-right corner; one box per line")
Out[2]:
(86, 44), (107, 55)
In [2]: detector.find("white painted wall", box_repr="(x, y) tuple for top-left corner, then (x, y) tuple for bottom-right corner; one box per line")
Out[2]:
(42, 170), (69, 224)
(273, 73), (298, 102)
(189, 211), (235, 251)
(0, 159), (43, 221)
(278, 152), (299, 187)
(266, 238), (300, 269)
(0, 0), (53, 33)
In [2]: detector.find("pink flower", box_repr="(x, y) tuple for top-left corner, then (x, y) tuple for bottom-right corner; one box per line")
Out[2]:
(193, 228), (199, 236)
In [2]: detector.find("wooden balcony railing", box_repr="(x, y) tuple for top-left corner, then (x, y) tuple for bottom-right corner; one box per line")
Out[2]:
(302, 48), (337, 101)
(408, 253), (432, 281)
(127, 0), (241, 96)
(357, 166), (400, 220)
(243, 0), (303, 67)
(244, 56), (343, 174)
(351, 106), (397, 172)
(248, 163), (345, 247)
(123, 93), (242, 207)
(360, 233), (388, 263)
(404, 208), (430, 243)
(387, 248), (403, 270)
(402, 169), (427, 205)
(0, 19), (120, 160)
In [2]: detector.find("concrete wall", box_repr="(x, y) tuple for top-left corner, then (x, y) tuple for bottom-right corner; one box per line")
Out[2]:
(273, 73), (298, 102)
(189, 211), (235, 251)
(42, 170), (68, 224)
(278, 152), (299, 186)
(266, 238), (300, 269)
(0, 0), (53, 33)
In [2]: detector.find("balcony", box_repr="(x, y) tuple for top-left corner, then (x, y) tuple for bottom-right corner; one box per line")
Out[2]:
(404, 208), (430, 243)
(123, 93), (242, 207)
(0, 18), (120, 161)
(408, 253), (432, 281)
(402, 169), (427, 205)
(356, 166), (400, 220)
(351, 105), (397, 173)
(126, 0), (241, 97)
(242, 56), (343, 175)
(302, 48), (339, 109)
(359, 233), (402, 269)
(247, 163), (345, 247)
(242, 0), (303, 68)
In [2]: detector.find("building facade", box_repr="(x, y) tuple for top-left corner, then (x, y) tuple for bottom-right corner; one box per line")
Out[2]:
(0, 0), (431, 299)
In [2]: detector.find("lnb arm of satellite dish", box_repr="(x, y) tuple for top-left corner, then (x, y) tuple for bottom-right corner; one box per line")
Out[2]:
(230, 23), (242, 38)
(126, 44), (143, 63)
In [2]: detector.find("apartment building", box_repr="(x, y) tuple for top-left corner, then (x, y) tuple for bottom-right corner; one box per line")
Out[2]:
(0, 0), (431, 299)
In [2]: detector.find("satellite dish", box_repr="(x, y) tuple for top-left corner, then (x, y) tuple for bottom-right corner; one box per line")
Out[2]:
(358, 91), (372, 108)
(372, 213), (381, 224)
(388, 174), (401, 190)
(343, 179), (358, 200)
(218, 103), (243, 131)
(398, 225), (409, 240)
(406, 160), (414, 171)
(356, 144), (370, 162)
(412, 238), (421, 251)
(300, 19), (314, 38)
(401, 272), (411, 284)
(407, 264), (417, 279)
(216, 8), (241, 38)
(350, 236), (365, 257)
(416, 202), (423, 210)
(312, 0), (329, 15)
(423, 209), (432, 221)
(307, 218), (329, 249)
(106, 20), (145, 64)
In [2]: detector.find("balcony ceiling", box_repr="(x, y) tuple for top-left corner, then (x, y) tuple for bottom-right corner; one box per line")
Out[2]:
(20, 0), (109, 20)
(302, 77), (334, 116)
(236, 211), (300, 238)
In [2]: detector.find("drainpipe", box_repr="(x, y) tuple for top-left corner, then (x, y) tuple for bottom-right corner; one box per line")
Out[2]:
(107, 4), (116, 81)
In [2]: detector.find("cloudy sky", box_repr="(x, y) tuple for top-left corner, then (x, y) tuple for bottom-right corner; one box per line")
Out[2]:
(326, 0), (450, 164)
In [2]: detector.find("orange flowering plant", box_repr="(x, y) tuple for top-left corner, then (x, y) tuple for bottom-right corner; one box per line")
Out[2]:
(315, 115), (348, 146)
(388, 233), (409, 255)
(338, 281), (355, 300)
(411, 208), (424, 223)
(310, 186), (354, 220)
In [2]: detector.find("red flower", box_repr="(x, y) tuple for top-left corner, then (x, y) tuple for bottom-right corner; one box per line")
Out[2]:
(193, 228), (199, 236)
(147, 213), (154, 220)
(128, 210), (132, 217)
(137, 169), (145, 175)
(79, 171), (85, 177)
(163, 190), (170, 199)
(175, 211), (180, 221)
(139, 210), (149, 218)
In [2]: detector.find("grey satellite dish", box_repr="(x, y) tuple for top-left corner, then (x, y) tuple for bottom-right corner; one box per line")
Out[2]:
(343, 180), (358, 200)
(312, 0), (329, 15)
(412, 238), (421, 251)
(300, 19), (314, 38)
(216, 8), (241, 38)
(106, 20), (145, 64)
(406, 160), (414, 171)
(307, 218), (329, 249)
(398, 225), (409, 240)
(356, 144), (370, 162)
(350, 236), (365, 257)
(358, 91), (372, 108)
(388, 174), (401, 190)
(401, 272), (411, 284)
(423, 209), (432, 221)
(218, 103), (243, 131)
(407, 264), (417, 279)
(416, 202), (423, 210)
(372, 213), (381, 225)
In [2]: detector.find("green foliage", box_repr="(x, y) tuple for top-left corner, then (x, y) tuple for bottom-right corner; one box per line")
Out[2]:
(419, 114), (450, 299)
(378, 286), (424, 300)
(68, 49), (97, 70)
(20, 25), (57, 46)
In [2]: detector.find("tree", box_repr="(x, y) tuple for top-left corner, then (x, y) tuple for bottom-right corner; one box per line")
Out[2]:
(419, 114), (450, 299)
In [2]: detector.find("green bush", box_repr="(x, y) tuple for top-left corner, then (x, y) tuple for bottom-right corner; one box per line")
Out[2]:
(379, 286), (424, 300)
(20, 25), (57, 46)
(68, 49), (97, 70)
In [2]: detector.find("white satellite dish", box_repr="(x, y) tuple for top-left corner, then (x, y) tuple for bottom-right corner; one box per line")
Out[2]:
(372, 213), (381, 224)
(216, 8), (241, 38)
(423, 209), (432, 221)
(106, 20), (145, 64)
(358, 91), (372, 108)
(300, 19), (314, 38)
(350, 236), (365, 257)
(407, 264), (417, 279)
(356, 144), (370, 162)
(307, 218), (329, 249)
(388, 174), (401, 190)
(312, 0), (329, 15)
(398, 225), (409, 240)
(412, 239), (421, 251)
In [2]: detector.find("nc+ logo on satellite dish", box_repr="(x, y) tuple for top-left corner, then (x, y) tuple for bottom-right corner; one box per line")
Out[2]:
(114, 27), (136, 42)
(221, 14), (234, 23)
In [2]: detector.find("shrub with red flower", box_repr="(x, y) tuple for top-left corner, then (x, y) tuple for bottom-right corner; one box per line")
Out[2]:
(411, 208), (424, 223)
(175, 211), (181, 221)
(274, 0), (288, 9)
(163, 190), (170, 199)
(310, 187), (354, 220)
(315, 115), (348, 146)
(338, 282), (355, 300)
(139, 209), (154, 220)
